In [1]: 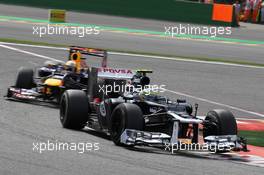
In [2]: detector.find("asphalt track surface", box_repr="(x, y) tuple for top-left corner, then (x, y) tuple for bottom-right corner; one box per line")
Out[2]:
(0, 4), (264, 64)
(0, 44), (264, 175)
(0, 4), (264, 175)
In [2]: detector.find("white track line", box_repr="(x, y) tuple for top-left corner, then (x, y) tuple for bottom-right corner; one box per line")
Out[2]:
(0, 41), (264, 69)
(166, 89), (264, 118)
(236, 118), (264, 121)
(0, 42), (67, 50)
(1, 43), (264, 118)
(109, 52), (264, 69)
(0, 44), (64, 63)
(236, 121), (250, 124)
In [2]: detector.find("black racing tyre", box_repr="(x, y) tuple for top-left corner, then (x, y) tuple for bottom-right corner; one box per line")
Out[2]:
(15, 67), (34, 89)
(203, 109), (237, 138)
(60, 90), (90, 129)
(110, 103), (144, 146)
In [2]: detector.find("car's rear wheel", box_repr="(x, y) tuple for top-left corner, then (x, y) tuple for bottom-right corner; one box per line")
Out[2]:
(203, 109), (237, 138)
(60, 90), (90, 129)
(15, 67), (34, 89)
(110, 103), (144, 146)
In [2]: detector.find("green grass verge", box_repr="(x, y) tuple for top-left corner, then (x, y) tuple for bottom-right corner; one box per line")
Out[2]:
(1, 38), (264, 68)
(238, 130), (264, 147)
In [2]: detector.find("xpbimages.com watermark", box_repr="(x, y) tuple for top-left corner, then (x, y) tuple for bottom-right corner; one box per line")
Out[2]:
(164, 24), (232, 38)
(32, 24), (100, 37)
(32, 140), (100, 154)
(98, 82), (166, 96)
(164, 141), (231, 153)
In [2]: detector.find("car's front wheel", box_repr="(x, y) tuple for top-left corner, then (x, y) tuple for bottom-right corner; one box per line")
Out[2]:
(203, 109), (237, 138)
(110, 103), (144, 146)
(15, 67), (35, 89)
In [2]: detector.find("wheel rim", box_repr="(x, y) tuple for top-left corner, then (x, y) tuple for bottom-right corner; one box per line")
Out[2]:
(112, 108), (125, 141)
(60, 95), (66, 123)
(204, 114), (219, 137)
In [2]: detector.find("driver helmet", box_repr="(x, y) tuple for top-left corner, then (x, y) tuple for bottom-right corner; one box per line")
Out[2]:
(137, 88), (158, 101)
(65, 60), (77, 72)
(138, 88), (167, 104)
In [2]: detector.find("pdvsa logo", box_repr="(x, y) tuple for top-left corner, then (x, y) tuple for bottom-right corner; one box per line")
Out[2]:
(98, 68), (133, 74)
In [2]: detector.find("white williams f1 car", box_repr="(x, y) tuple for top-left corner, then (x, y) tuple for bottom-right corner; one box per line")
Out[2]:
(59, 67), (247, 153)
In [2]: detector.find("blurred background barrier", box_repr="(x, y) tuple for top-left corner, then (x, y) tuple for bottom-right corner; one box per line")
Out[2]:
(262, 2), (264, 23)
(0, 0), (235, 26)
(212, 4), (233, 22)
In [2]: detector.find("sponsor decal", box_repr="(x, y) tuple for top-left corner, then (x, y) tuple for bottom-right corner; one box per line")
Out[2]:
(97, 68), (135, 79)
(97, 68), (133, 74)
(99, 102), (107, 117)
(13, 93), (36, 99)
